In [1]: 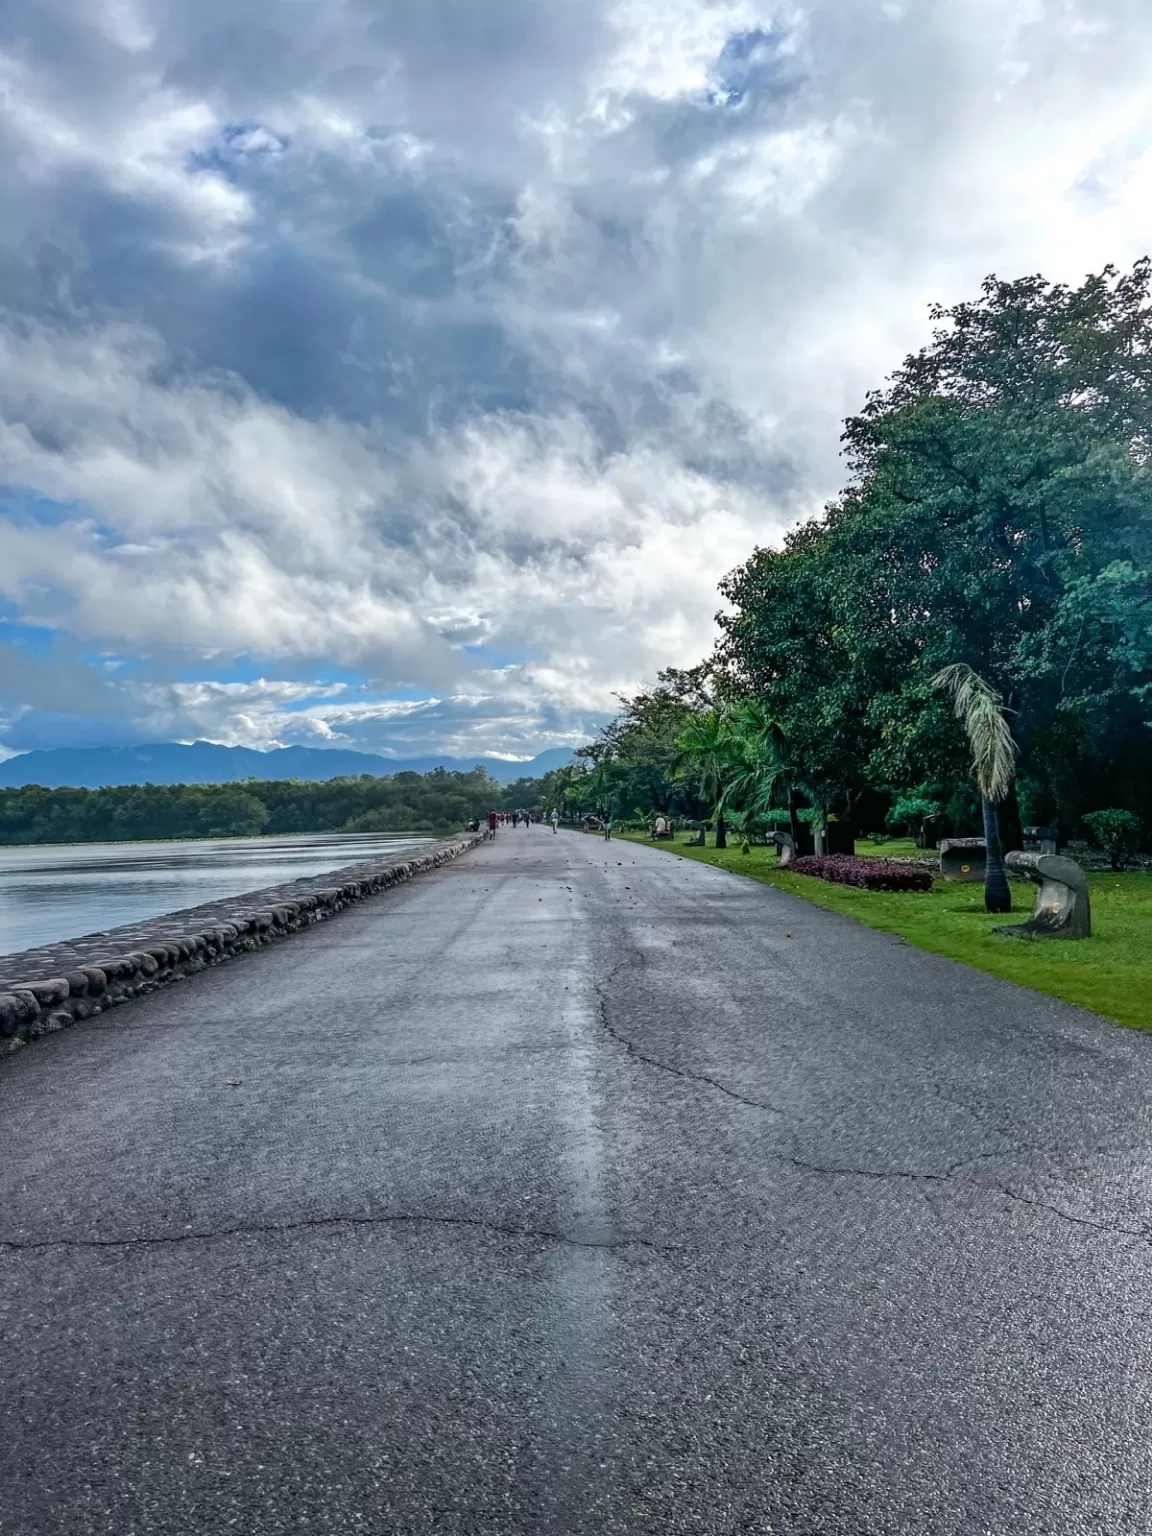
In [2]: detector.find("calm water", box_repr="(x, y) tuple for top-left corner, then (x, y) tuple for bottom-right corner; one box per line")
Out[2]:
(0, 831), (432, 957)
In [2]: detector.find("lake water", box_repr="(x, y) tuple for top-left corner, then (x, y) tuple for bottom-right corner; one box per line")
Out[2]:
(0, 831), (432, 957)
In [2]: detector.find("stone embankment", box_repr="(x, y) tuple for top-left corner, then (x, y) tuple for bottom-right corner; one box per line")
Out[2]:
(0, 833), (482, 1056)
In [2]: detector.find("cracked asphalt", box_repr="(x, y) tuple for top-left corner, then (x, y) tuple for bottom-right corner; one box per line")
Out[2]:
(2, 830), (1152, 1535)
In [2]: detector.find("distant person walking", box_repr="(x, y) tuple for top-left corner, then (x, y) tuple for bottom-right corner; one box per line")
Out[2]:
(602, 816), (613, 841)
(487, 810), (498, 840)
(551, 808), (559, 834)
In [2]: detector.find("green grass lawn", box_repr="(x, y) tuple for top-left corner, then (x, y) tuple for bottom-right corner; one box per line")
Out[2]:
(619, 832), (1151, 1031)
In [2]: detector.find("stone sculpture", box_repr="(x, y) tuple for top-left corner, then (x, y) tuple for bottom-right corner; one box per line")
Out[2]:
(1023, 825), (1059, 855)
(939, 837), (987, 882)
(770, 831), (797, 867)
(997, 852), (1091, 939)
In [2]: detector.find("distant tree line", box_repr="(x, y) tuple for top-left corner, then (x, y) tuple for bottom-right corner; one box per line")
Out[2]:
(0, 768), (560, 846)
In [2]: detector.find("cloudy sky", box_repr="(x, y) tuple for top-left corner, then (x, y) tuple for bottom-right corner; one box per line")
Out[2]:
(1, 0), (1150, 762)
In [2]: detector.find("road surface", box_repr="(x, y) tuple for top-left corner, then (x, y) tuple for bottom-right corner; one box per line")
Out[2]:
(2, 830), (1151, 1534)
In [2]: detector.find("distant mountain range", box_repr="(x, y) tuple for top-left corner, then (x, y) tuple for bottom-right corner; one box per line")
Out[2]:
(0, 741), (577, 790)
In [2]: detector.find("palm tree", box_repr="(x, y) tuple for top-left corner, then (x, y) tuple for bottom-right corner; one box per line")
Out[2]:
(675, 709), (739, 849)
(720, 701), (789, 836)
(932, 663), (1018, 914)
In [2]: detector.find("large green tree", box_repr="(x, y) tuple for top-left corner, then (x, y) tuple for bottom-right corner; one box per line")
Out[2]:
(720, 260), (1152, 844)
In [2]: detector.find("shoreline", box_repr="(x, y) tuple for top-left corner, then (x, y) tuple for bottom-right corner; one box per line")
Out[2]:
(0, 827), (459, 852)
(0, 832), (483, 1057)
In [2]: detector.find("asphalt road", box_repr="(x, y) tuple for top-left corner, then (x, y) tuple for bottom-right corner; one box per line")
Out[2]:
(2, 830), (1152, 1535)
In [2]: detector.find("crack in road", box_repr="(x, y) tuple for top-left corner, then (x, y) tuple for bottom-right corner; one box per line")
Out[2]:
(0, 1210), (680, 1258)
(988, 1184), (1152, 1242)
(596, 958), (1152, 1248)
(595, 967), (795, 1119)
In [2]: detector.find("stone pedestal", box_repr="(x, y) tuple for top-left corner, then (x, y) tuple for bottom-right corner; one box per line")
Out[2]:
(939, 838), (986, 882)
(1024, 826), (1059, 856)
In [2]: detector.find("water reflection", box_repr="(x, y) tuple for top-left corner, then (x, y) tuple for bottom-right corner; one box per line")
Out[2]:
(0, 831), (431, 957)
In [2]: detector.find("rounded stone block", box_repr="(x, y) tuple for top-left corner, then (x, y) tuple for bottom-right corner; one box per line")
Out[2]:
(0, 994), (25, 1037)
(103, 956), (139, 980)
(18, 978), (70, 1009)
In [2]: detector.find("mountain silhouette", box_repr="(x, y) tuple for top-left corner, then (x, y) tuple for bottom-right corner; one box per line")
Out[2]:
(0, 741), (575, 790)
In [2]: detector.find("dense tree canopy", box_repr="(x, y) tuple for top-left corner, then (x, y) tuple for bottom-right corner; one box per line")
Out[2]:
(567, 261), (1152, 850)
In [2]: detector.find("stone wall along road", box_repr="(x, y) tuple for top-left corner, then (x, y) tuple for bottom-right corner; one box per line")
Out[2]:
(0, 832), (482, 1054)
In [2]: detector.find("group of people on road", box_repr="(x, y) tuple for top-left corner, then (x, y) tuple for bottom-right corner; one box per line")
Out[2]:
(468, 808), (611, 839)
(469, 809), (555, 839)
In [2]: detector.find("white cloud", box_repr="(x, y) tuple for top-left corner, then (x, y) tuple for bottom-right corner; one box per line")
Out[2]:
(1, 0), (1151, 755)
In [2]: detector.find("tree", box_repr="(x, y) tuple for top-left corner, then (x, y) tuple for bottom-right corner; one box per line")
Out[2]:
(1083, 808), (1141, 870)
(719, 260), (1152, 844)
(887, 788), (943, 849)
(719, 700), (791, 841)
(932, 664), (1018, 912)
(718, 520), (875, 829)
(675, 709), (740, 848)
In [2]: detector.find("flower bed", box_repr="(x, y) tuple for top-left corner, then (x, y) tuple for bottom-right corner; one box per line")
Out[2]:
(791, 853), (934, 892)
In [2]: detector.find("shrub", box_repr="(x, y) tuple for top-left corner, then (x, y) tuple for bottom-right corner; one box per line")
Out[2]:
(792, 853), (933, 892)
(1083, 808), (1141, 871)
(887, 789), (943, 848)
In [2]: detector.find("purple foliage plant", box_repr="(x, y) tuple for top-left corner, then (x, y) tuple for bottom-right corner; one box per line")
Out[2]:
(791, 854), (933, 892)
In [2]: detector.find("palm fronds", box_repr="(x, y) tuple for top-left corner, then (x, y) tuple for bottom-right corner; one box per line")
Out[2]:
(728, 702), (783, 786)
(931, 664), (1018, 802)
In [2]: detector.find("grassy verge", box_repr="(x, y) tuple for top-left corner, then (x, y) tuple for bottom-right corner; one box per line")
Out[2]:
(855, 837), (929, 861)
(619, 832), (1151, 1031)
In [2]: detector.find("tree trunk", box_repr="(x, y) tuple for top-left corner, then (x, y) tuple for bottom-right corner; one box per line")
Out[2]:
(981, 798), (1012, 914)
(787, 785), (801, 846)
(714, 813), (727, 850)
(998, 782), (1025, 859)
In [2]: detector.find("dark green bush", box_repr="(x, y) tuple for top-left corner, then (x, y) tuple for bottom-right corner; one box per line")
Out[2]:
(1083, 808), (1141, 870)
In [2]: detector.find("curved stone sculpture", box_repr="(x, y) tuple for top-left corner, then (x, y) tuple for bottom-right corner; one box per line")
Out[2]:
(770, 831), (797, 867)
(997, 852), (1091, 940)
